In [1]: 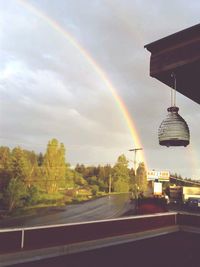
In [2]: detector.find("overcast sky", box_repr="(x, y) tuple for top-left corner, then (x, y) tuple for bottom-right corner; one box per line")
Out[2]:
(0, 0), (200, 178)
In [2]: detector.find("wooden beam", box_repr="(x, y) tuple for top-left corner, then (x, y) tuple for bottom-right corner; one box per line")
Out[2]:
(145, 24), (200, 104)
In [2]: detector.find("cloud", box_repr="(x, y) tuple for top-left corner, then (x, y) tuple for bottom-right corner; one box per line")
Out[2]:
(0, 0), (200, 177)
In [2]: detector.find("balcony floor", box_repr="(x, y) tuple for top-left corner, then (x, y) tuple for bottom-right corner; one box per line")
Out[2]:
(11, 231), (200, 267)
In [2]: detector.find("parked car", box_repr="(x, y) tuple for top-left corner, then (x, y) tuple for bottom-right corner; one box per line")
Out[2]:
(187, 197), (200, 209)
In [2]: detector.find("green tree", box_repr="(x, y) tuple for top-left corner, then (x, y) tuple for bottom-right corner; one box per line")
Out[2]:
(97, 166), (108, 192)
(112, 154), (130, 193)
(103, 165), (112, 192)
(73, 171), (87, 187)
(0, 146), (11, 190)
(3, 147), (39, 210)
(4, 178), (27, 212)
(0, 146), (11, 169)
(75, 164), (86, 176)
(23, 149), (39, 188)
(37, 152), (44, 166)
(114, 179), (129, 192)
(87, 175), (98, 185)
(129, 167), (136, 193)
(91, 184), (99, 196)
(43, 139), (66, 193)
(65, 166), (75, 189)
(65, 168), (87, 188)
(10, 147), (33, 186)
(25, 185), (40, 205)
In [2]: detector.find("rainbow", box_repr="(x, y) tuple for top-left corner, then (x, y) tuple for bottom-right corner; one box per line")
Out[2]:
(18, 0), (147, 167)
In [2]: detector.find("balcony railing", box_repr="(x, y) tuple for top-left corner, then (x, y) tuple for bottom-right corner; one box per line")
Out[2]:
(0, 212), (199, 266)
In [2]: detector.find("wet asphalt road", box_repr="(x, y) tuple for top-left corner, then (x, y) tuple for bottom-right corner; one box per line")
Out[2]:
(0, 194), (133, 229)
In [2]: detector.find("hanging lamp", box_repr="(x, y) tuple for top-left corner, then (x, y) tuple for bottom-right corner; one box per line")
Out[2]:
(158, 73), (190, 147)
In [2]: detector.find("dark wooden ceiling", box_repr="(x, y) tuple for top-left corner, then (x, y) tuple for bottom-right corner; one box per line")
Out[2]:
(145, 23), (200, 104)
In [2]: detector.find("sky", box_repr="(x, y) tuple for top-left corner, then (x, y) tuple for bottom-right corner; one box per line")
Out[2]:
(0, 0), (200, 179)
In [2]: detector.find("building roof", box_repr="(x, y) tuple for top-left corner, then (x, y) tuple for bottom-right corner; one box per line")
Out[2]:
(145, 23), (200, 104)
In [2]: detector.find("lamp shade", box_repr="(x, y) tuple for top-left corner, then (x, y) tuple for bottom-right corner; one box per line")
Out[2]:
(158, 106), (190, 147)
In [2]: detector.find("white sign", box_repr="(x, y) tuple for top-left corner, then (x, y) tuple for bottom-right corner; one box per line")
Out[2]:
(154, 182), (162, 195)
(147, 170), (170, 182)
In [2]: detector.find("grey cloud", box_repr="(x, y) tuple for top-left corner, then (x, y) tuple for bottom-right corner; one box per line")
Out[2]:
(0, 0), (200, 178)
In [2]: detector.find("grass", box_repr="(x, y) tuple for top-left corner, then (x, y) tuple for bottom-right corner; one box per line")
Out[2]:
(3, 191), (109, 219)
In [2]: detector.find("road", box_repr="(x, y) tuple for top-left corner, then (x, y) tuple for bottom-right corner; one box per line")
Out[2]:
(0, 194), (133, 228)
(168, 203), (200, 214)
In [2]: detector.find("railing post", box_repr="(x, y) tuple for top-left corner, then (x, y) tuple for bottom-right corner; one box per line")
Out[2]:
(175, 213), (177, 225)
(21, 229), (25, 249)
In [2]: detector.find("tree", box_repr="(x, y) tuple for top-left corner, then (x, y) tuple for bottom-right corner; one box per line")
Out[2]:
(0, 146), (11, 190)
(114, 179), (129, 192)
(103, 164), (112, 192)
(10, 147), (33, 186)
(37, 152), (44, 166)
(43, 139), (66, 193)
(91, 185), (99, 196)
(25, 185), (40, 205)
(0, 146), (11, 169)
(87, 175), (98, 186)
(23, 149), (40, 188)
(65, 166), (75, 189)
(97, 166), (108, 192)
(135, 162), (147, 193)
(112, 154), (130, 193)
(75, 164), (86, 176)
(4, 178), (27, 212)
(129, 167), (137, 194)
(72, 170), (87, 187)
(2, 147), (39, 210)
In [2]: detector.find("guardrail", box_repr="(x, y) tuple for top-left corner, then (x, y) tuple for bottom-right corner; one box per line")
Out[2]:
(0, 212), (177, 254)
(177, 212), (200, 228)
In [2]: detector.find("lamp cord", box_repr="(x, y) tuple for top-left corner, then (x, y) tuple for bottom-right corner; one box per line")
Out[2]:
(171, 72), (176, 106)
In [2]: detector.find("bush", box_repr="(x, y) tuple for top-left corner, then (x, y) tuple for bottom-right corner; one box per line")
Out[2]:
(91, 185), (99, 196)
(37, 192), (65, 205)
(25, 186), (40, 205)
(4, 178), (27, 212)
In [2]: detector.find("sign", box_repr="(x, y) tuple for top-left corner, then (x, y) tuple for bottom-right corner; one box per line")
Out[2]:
(154, 182), (162, 195)
(147, 170), (169, 182)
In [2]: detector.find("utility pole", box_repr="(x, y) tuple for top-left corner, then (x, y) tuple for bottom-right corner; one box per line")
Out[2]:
(129, 148), (143, 209)
(129, 148), (143, 174)
(108, 174), (112, 195)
